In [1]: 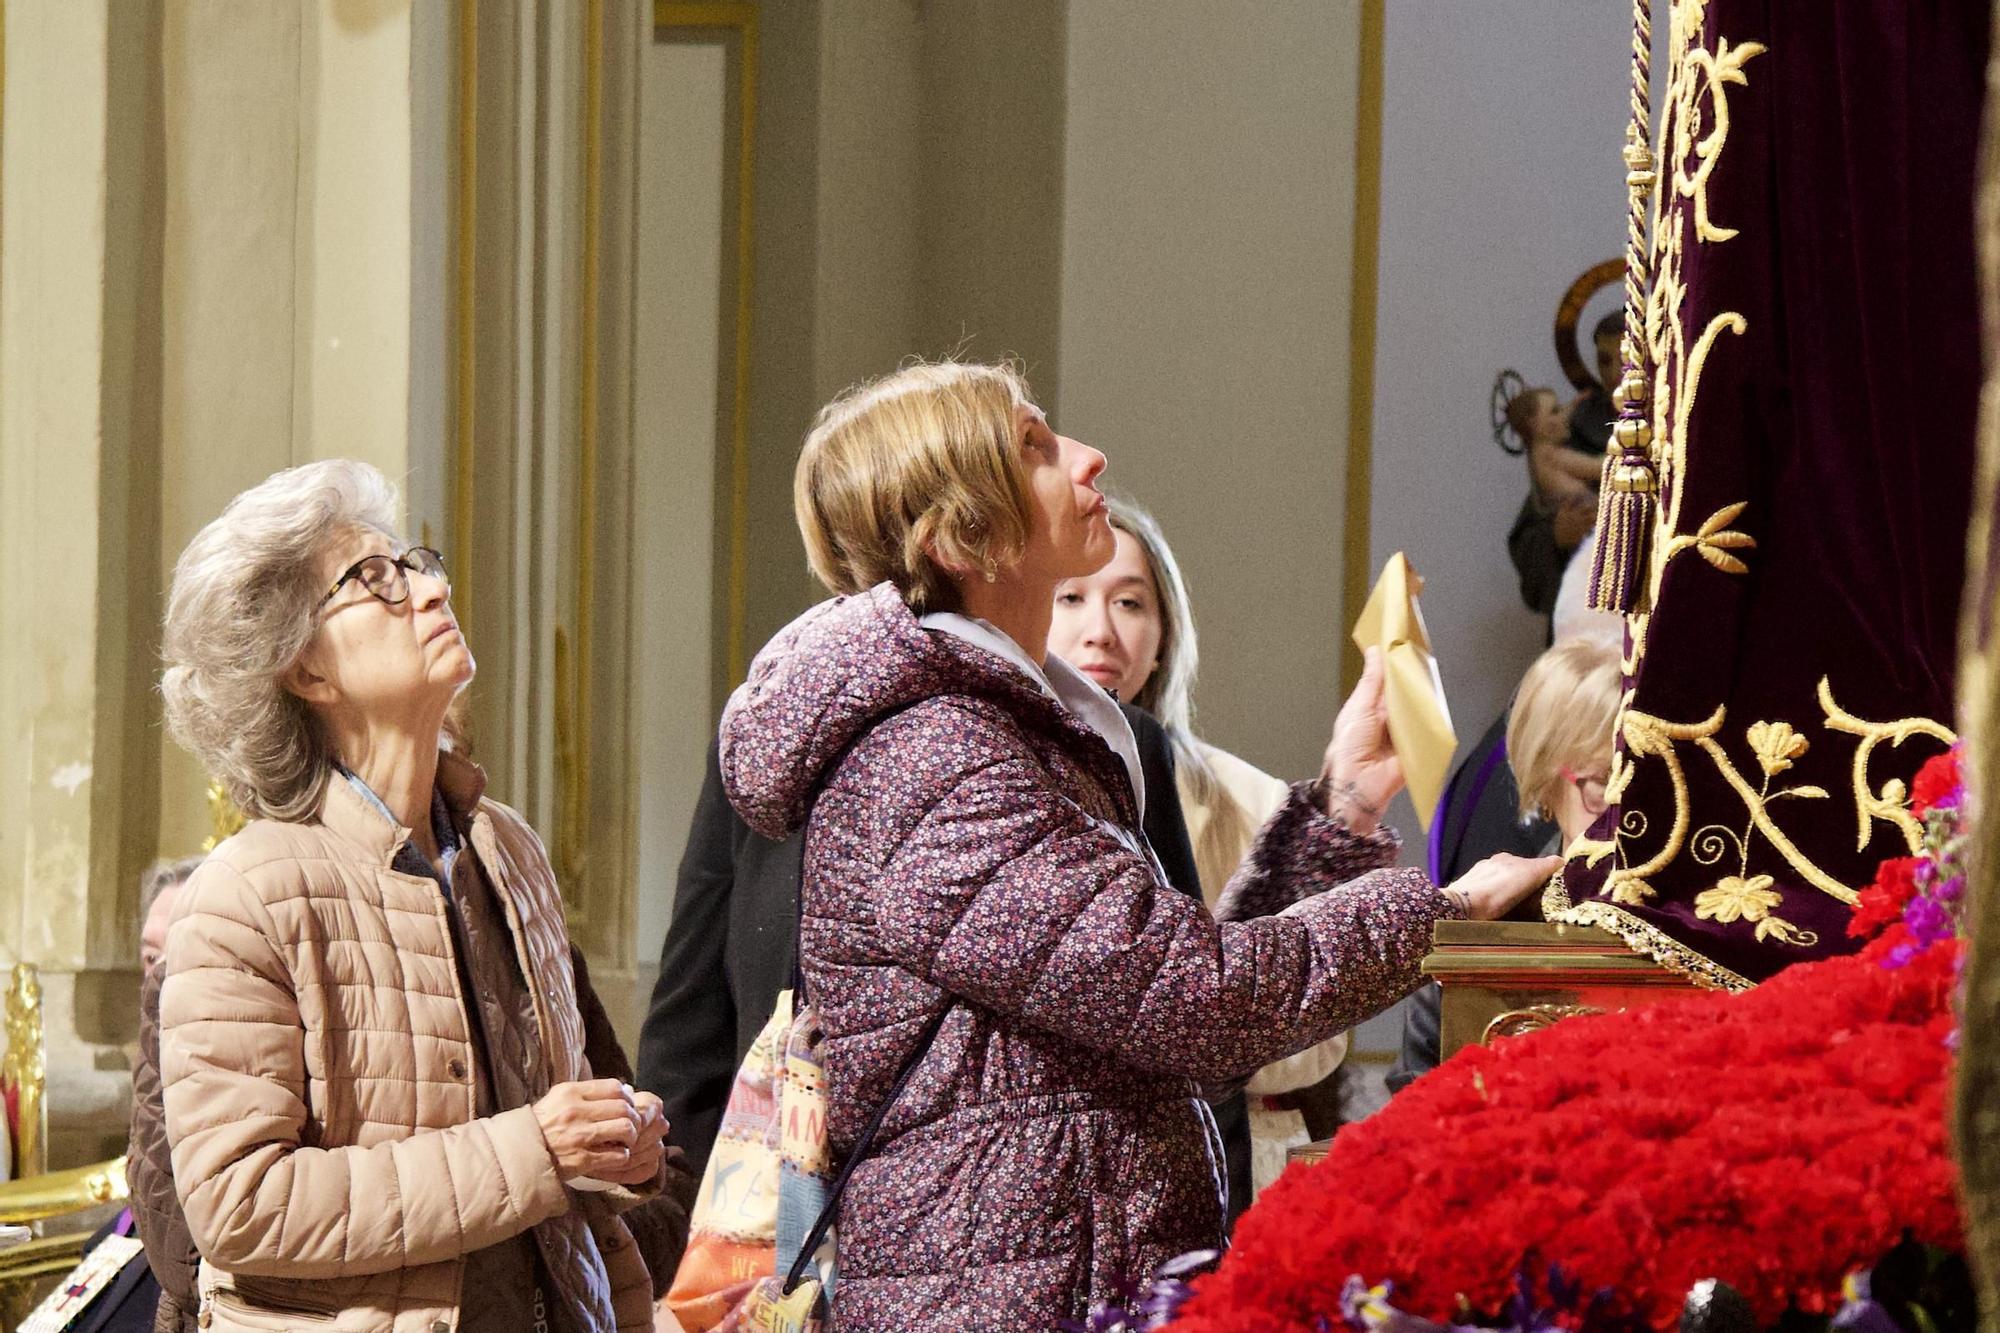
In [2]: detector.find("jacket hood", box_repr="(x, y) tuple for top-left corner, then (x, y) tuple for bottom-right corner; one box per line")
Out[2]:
(719, 583), (1048, 839)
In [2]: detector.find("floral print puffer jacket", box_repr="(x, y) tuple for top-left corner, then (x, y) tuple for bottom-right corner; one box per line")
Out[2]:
(718, 585), (1457, 1332)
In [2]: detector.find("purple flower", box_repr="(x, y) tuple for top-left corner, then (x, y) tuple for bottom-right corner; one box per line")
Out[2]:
(1902, 894), (1953, 944)
(1934, 873), (1966, 903)
(1062, 1249), (1218, 1332)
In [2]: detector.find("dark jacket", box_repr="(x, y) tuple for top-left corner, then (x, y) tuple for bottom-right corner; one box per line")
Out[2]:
(130, 965), (197, 1333)
(715, 586), (1455, 1330)
(1507, 493), (1569, 618)
(1386, 710), (1557, 1094)
(634, 707), (1255, 1214)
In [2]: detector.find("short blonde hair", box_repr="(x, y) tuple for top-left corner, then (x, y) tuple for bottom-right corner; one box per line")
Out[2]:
(160, 459), (401, 822)
(1507, 637), (1622, 819)
(795, 361), (1035, 611)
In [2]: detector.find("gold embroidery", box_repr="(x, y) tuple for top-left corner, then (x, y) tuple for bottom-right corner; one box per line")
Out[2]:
(1672, 39), (1766, 243)
(1607, 709), (1854, 921)
(1818, 676), (1958, 854)
(1543, 874), (1752, 993)
(1692, 872), (1780, 924)
(1661, 501), (1757, 575)
(1746, 720), (1806, 776)
(1551, 9), (1933, 984)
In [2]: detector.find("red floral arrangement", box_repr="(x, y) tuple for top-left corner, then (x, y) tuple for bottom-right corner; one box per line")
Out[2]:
(1850, 747), (1967, 967)
(1164, 935), (1964, 1333)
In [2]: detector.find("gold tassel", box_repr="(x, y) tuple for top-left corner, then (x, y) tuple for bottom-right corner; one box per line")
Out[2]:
(1588, 412), (1656, 614)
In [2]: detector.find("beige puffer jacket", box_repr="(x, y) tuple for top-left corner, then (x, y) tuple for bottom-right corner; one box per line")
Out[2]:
(160, 752), (655, 1333)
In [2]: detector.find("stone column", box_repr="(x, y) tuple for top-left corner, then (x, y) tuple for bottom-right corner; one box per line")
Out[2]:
(0, 0), (443, 1168)
(0, 0), (162, 1167)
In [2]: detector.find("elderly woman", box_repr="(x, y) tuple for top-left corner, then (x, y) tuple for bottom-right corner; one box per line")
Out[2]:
(720, 361), (1560, 1329)
(158, 460), (667, 1333)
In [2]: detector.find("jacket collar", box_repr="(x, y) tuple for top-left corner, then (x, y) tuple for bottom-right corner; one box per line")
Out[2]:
(315, 748), (490, 867)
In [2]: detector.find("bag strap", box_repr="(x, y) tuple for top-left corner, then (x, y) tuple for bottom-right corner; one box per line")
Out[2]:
(780, 706), (945, 1294)
(780, 1001), (948, 1294)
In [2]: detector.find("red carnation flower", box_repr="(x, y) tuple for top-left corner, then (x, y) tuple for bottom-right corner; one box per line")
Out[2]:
(1167, 941), (1964, 1333)
(1848, 856), (1919, 939)
(1909, 745), (1963, 817)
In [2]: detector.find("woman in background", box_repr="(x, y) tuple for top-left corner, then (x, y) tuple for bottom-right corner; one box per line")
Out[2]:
(1047, 497), (1348, 1195)
(1387, 635), (1622, 1092)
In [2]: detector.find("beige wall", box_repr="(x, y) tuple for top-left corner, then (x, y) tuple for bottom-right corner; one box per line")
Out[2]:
(156, 0), (431, 859)
(626, 0), (1070, 998)
(1368, 1), (1636, 822)
(631, 37), (729, 973)
(1057, 0), (1364, 783)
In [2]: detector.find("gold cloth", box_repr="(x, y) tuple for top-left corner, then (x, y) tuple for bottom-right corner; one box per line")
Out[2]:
(1352, 553), (1456, 831)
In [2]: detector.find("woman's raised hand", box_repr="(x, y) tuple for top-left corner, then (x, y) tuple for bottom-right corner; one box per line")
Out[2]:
(1443, 853), (1566, 921)
(1320, 646), (1403, 835)
(532, 1079), (668, 1185)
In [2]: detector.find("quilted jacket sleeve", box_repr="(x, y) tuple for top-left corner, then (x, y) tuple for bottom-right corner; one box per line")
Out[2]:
(160, 858), (572, 1280)
(864, 705), (1460, 1084)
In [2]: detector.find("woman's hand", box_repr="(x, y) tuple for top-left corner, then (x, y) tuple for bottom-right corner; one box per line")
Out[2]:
(594, 1090), (670, 1187)
(1442, 853), (1566, 921)
(532, 1079), (659, 1183)
(1320, 646), (1403, 835)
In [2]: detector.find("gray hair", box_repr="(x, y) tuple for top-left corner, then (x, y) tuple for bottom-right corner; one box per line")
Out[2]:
(160, 459), (401, 822)
(139, 855), (206, 925)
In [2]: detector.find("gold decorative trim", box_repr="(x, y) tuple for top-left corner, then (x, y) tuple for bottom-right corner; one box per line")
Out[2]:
(0, 1156), (128, 1226)
(655, 2), (759, 684)
(453, 0), (477, 636)
(557, 0), (606, 897)
(1, 965), (43, 1178)
(1818, 676), (1957, 854)
(1543, 875), (1752, 992)
(1482, 1003), (1604, 1044)
(1339, 0), (1384, 692)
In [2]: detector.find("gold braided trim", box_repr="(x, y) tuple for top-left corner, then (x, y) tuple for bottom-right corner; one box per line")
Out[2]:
(1543, 876), (1752, 993)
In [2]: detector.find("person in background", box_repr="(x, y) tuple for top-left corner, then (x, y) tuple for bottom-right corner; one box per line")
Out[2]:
(1507, 312), (1622, 624)
(1047, 497), (1347, 1199)
(1387, 636), (1621, 1093)
(722, 359), (1559, 1328)
(158, 459), (670, 1332)
(130, 855), (206, 1333)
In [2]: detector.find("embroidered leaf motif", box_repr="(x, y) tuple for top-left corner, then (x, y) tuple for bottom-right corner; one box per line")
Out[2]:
(1608, 877), (1658, 906)
(1753, 915), (1817, 947)
(1697, 502), (1748, 536)
(1679, 502), (1756, 575)
(1696, 541), (1751, 574)
(1772, 785), (1829, 801)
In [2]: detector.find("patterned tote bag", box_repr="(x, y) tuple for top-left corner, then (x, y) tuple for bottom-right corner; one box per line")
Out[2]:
(662, 990), (794, 1332)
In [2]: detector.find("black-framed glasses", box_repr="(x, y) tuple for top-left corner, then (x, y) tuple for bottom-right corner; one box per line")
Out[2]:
(316, 546), (449, 614)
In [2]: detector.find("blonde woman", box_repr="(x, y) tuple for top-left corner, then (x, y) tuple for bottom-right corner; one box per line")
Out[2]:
(158, 460), (668, 1332)
(719, 360), (1559, 1329)
(1048, 497), (1348, 1195)
(1507, 636), (1621, 845)
(1390, 636), (1622, 1091)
